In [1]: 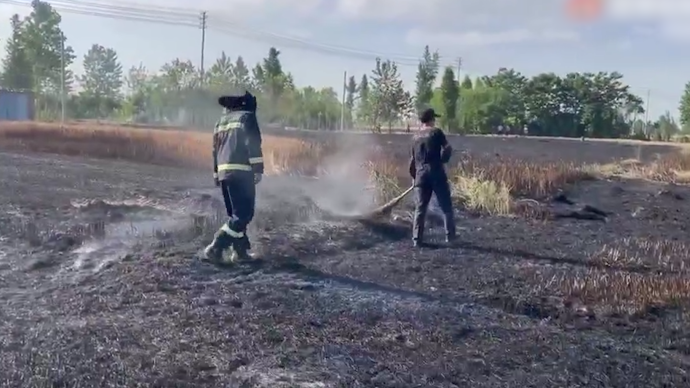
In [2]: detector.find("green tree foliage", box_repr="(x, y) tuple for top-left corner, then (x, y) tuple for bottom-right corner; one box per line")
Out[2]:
(679, 81), (690, 132)
(262, 47), (285, 105)
(22, 0), (75, 95)
(449, 70), (646, 137)
(652, 111), (679, 141)
(356, 75), (371, 127)
(0, 14), (33, 91)
(345, 75), (357, 127)
(440, 66), (459, 131)
(75, 44), (123, 118)
(460, 75), (473, 90)
(12, 0), (76, 119)
(233, 56), (250, 91)
(370, 58), (409, 131)
(414, 45), (439, 112)
(207, 51), (233, 92)
(5, 2), (684, 139)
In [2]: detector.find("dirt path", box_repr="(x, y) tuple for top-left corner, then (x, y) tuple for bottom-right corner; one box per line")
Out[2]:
(0, 151), (688, 387)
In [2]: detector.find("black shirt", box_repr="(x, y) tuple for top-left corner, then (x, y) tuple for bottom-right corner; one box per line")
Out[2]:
(409, 127), (451, 179)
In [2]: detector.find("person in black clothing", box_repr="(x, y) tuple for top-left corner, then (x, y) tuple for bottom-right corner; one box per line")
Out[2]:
(409, 108), (456, 247)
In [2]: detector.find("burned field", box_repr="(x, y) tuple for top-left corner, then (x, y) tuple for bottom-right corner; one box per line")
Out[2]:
(1, 124), (690, 387)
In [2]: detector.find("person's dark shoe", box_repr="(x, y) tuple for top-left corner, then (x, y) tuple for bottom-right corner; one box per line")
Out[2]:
(413, 240), (423, 248)
(445, 235), (456, 243)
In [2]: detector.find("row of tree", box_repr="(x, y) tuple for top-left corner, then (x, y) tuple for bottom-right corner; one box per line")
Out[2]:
(0, 0), (687, 140)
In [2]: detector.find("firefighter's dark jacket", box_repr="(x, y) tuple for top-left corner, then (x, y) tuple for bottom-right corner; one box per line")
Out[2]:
(212, 110), (264, 181)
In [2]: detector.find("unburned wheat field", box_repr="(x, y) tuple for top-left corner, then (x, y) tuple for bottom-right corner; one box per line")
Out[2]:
(1, 121), (690, 387)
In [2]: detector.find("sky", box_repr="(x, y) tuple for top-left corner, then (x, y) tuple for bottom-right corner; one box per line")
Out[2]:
(0, 0), (687, 119)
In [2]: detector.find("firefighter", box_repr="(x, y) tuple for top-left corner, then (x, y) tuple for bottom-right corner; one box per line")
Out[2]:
(409, 108), (456, 247)
(203, 91), (264, 263)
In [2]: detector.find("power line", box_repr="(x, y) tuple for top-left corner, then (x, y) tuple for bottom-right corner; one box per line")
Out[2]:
(0, 0), (199, 27)
(50, 0), (435, 64)
(52, 0), (199, 20)
(0, 0), (459, 67)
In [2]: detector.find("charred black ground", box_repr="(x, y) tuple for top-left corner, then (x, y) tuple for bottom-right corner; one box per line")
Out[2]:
(1, 150), (689, 387)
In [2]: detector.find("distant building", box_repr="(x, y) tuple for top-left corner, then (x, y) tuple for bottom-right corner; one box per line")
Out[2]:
(0, 89), (35, 121)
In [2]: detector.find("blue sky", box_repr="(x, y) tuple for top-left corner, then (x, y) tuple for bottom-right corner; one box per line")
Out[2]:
(0, 0), (687, 119)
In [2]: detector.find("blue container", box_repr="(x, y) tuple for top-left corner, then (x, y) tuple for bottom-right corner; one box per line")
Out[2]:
(0, 90), (34, 120)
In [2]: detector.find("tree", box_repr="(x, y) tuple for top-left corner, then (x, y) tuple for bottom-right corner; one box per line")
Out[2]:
(262, 47), (286, 106)
(345, 75), (357, 128)
(370, 58), (406, 131)
(345, 75), (357, 111)
(251, 63), (264, 92)
(414, 45), (440, 112)
(207, 51), (233, 91)
(460, 75), (473, 90)
(0, 14), (32, 90)
(653, 111), (679, 141)
(356, 74), (370, 127)
(440, 66), (459, 132)
(679, 81), (690, 132)
(76, 44), (123, 118)
(21, 0), (75, 95)
(232, 56), (250, 91)
(5, 4), (656, 138)
(160, 58), (197, 91)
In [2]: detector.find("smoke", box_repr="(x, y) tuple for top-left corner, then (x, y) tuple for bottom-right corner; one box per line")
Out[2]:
(67, 199), (192, 274)
(254, 132), (382, 220)
(303, 133), (380, 217)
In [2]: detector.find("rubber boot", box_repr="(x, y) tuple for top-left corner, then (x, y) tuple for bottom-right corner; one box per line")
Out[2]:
(202, 230), (232, 263)
(229, 235), (253, 262)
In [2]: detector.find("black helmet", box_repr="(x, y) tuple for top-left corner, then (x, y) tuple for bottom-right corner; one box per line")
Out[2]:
(218, 91), (257, 112)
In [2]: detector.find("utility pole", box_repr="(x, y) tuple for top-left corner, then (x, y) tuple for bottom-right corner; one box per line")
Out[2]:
(340, 70), (346, 131)
(456, 57), (462, 82)
(60, 31), (65, 124)
(644, 89), (650, 133)
(199, 11), (207, 84)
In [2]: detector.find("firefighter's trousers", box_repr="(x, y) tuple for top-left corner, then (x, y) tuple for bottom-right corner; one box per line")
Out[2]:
(412, 175), (455, 242)
(219, 172), (256, 251)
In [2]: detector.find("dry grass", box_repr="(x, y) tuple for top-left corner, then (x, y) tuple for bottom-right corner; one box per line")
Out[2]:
(5, 121), (686, 213)
(457, 158), (593, 198)
(590, 149), (690, 184)
(449, 158), (594, 214)
(451, 173), (512, 215)
(527, 238), (690, 315)
(0, 122), (599, 211)
(558, 270), (690, 316)
(589, 237), (690, 272)
(0, 121), (322, 174)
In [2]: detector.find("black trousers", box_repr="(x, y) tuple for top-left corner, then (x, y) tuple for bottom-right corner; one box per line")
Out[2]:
(220, 172), (256, 248)
(412, 176), (455, 242)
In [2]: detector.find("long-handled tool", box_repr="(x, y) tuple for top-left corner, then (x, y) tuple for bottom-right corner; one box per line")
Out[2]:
(319, 185), (414, 221)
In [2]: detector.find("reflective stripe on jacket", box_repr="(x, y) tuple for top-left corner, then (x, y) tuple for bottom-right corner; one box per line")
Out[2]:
(212, 110), (264, 180)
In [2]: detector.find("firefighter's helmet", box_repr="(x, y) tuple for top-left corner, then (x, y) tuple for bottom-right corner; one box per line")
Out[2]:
(218, 91), (257, 112)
